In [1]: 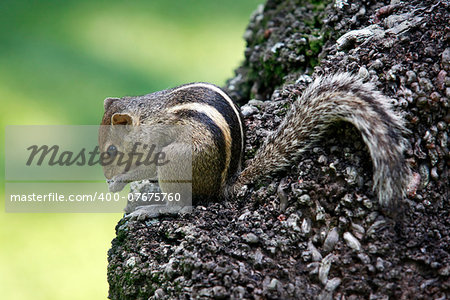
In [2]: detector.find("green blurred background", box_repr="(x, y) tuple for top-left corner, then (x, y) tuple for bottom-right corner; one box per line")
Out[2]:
(0, 0), (263, 298)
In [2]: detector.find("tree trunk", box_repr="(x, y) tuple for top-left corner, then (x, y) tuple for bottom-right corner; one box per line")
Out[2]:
(107, 0), (449, 299)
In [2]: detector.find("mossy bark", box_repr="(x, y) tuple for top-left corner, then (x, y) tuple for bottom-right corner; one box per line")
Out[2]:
(108, 1), (449, 299)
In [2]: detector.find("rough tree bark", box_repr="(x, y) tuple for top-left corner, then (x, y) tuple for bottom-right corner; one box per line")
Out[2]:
(107, 0), (449, 299)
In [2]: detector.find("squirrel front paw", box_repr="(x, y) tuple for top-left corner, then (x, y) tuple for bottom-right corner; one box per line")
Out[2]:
(125, 204), (192, 221)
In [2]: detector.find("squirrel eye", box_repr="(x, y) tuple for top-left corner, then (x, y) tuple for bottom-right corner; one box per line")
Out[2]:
(107, 145), (118, 158)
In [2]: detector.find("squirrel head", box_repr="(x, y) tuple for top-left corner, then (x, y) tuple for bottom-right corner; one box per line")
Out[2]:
(99, 98), (162, 192)
(99, 96), (190, 193)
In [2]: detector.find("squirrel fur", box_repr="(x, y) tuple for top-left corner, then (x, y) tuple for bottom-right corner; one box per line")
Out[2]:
(100, 73), (411, 209)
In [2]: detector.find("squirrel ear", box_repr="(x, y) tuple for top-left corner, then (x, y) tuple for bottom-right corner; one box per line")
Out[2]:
(104, 97), (120, 111)
(111, 113), (138, 125)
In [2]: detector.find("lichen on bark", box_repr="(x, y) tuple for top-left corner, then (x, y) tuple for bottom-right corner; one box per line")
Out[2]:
(107, 1), (449, 299)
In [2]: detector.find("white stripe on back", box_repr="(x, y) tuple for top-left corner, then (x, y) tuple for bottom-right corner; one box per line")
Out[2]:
(168, 103), (232, 186)
(169, 83), (244, 155)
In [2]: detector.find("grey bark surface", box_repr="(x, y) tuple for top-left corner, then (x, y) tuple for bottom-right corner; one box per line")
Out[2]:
(107, 0), (449, 299)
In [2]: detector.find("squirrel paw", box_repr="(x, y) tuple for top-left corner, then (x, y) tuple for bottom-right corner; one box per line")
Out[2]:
(125, 204), (192, 221)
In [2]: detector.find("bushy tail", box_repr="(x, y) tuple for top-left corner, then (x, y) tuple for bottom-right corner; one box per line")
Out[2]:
(237, 73), (411, 207)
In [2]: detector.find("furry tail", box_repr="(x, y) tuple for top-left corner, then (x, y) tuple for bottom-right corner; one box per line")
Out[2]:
(237, 73), (411, 207)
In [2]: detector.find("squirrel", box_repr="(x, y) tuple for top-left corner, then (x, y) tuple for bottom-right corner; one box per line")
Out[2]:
(99, 73), (411, 216)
